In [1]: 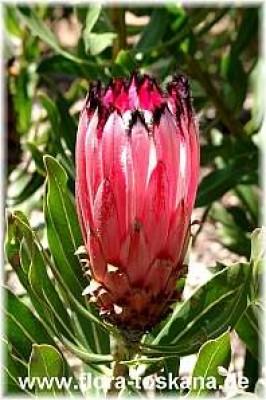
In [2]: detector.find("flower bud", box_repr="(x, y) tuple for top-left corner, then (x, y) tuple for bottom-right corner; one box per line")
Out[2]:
(76, 73), (199, 335)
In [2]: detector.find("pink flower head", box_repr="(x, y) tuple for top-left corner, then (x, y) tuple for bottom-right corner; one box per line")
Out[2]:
(76, 72), (199, 334)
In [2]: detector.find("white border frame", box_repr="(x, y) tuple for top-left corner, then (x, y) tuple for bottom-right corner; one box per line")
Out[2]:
(1, 1), (265, 399)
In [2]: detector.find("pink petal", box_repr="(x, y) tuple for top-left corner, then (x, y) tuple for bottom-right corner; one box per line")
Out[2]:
(128, 74), (139, 109)
(138, 76), (164, 111)
(166, 201), (189, 266)
(101, 112), (128, 239)
(143, 161), (169, 261)
(175, 136), (188, 208)
(187, 119), (200, 213)
(119, 234), (131, 270)
(85, 111), (103, 216)
(154, 108), (180, 213)
(93, 178), (120, 262)
(126, 226), (150, 286)
(130, 120), (150, 220)
(178, 115), (200, 214)
(76, 191), (86, 242)
(164, 270), (179, 296)
(180, 117), (191, 202)
(87, 233), (107, 282)
(76, 107), (93, 234)
(144, 258), (174, 296)
(102, 87), (114, 107)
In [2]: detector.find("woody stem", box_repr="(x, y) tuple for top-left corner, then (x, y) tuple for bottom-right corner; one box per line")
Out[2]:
(111, 7), (126, 60)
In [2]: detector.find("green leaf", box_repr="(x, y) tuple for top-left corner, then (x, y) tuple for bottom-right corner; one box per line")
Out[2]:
(3, 340), (30, 394)
(209, 203), (251, 257)
(235, 185), (259, 227)
(188, 330), (231, 396)
(29, 344), (65, 394)
(4, 6), (22, 37)
(221, 54), (248, 112)
(44, 156), (110, 354)
(26, 142), (46, 175)
(4, 288), (55, 361)
(39, 93), (75, 181)
(56, 93), (77, 156)
(12, 66), (33, 135)
(232, 8), (258, 56)
(37, 54), (82, 76)
(196, 164), (250, 208)
(83, 4), (102, 35)
(9, 212), (76, 342)
(158, 356), (180, 395)
(136, 8), (169, 51)
(250, 228), (264, 302)
(113, 50), (137, 76)
(243, 349), (259, 392)
(85, 32), (117, 55)
(17, 7), (88, 65)
(38, 93), (62, 151)
(144, 262), (251, 356)
(236, 305), (260, 360)
(250, 228), (264, 266)
(60, 336), (113, 365)
(44, 156), (86, 289)
(8, 172), (44, 206)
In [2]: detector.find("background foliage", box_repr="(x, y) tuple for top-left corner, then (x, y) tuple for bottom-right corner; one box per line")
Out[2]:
(4, 4), (263, 398)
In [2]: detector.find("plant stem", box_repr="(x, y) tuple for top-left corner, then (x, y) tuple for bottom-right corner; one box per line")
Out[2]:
(111, 7), (126, 60)
(108, 335), (139, 396)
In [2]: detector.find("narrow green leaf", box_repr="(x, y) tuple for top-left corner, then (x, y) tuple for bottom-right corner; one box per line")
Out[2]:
(38, 92), (66, 159)
(4, 288), (55, 361)
(13, 66), (32, 135)
(4, 6), (22, 37)
(210, 203), (251, 257)
(29, 344), (65, 394)
(232, 8), (258, 56)
(243, 349), (259, 392)
(56, 93), (77, 156)
(11, 212), (76, 342)
(37, 54), (82, 76)
(196, 165), (247, 208)
(83, 5), (102, 35)
(188, 330), (231, 396)
(60, 336), (113, 365)
(158, 356), (181, 395)
(144, 262), (251, 356)
(44, 156), (110, 354)
(3, 340), (30, 395)
(221, 53), (248, 111)
(136, 8), (169, 51)
(26, 142), (46, 175)
(235, 185), (259, 227)
(44, 156), (85, 286)
(250, 228), (264, 265)
(8, 172), (44, 206)
(250, 228), (264, 302)
(236, 305), (260, 360)
(17, 7), (88, 65)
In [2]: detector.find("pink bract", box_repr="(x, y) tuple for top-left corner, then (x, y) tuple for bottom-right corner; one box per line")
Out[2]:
(76, 72), (200, 335)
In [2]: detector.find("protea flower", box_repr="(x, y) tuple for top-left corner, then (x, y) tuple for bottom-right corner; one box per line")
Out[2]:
(76, 72), (199, 337)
